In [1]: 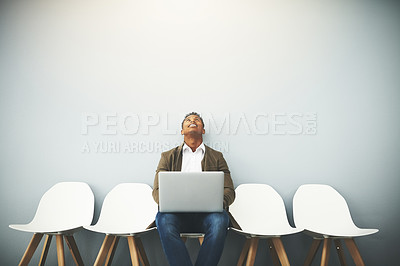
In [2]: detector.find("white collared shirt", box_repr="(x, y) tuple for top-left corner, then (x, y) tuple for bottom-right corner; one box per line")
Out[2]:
(181, 143), (205, 172)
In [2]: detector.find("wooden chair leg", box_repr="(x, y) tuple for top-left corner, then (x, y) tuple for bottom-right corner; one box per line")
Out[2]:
(304, 238), (322, 266)
(94, 235), (116, 266)
(56, 235), (65, 266)
(344, 238), (365, 266)
(19, 233), (44, 266)
(198, 236), (204, 245)
(245, 237), (259, 266)
(136, 237), (150, 266)
(321, 238), (331, 266)
(105, 236), (120, 266)
(270, 237), (290, 266)
(64, 235), (84, 266)
(39, 235), (52, 266)
(237, 238), (251, 266)
(267, 239), (281, 266)
(334, 239), (348, 266)
(127, 236), (140, 266)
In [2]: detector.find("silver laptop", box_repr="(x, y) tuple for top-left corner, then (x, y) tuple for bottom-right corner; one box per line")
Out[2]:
(158, 171), (224, 213)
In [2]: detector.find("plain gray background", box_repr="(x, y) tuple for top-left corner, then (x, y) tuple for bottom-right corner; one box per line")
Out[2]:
(1, 0), (399, 265)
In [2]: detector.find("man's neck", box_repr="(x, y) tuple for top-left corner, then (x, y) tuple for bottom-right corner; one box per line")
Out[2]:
(183, 137), (203, 152)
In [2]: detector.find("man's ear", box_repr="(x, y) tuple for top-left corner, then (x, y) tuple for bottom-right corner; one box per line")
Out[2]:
(202, 128), (205, 134)
(181, 129), (184, 135)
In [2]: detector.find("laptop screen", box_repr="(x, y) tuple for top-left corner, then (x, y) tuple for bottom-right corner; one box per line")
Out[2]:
(158, 171), (224, 213)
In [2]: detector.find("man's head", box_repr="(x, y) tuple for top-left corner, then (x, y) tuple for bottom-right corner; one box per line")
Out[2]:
(181, 112), (205, 136)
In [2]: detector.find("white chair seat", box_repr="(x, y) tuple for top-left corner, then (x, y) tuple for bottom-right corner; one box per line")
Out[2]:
(9, 223), (85, 234)
(180, 233), (204, 238)
(303, 227), (378, 238)
(86, 224), (155, 236)
(179, 233), (205, 245)
(230, 227), (302, 238)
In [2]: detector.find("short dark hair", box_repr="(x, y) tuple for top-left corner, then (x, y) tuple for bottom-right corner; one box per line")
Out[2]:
(181, 112), (205, 129)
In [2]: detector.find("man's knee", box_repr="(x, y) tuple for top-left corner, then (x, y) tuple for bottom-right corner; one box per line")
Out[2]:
(214, 211), (229, 224)
(204, 211), (230, 232)
(155, 212), (168, 226)
(156, 212), (181, 235)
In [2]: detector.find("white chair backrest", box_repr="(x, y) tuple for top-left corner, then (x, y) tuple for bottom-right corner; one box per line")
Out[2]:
(293, 184), (356, 231)
(230, 184), (294, 234)
(95, 183), (158, 232)
(30, 182), (94, 230)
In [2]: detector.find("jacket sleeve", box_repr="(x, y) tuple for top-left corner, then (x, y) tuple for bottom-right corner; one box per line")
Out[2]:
(219, 155), (235, 209)
(152, 152), (169, 204)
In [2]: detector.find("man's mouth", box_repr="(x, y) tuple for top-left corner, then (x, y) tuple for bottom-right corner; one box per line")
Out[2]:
(189, 124), (197, 128)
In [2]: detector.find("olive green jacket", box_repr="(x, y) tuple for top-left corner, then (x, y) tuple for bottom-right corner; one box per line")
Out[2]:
(150, 143), (240, 229)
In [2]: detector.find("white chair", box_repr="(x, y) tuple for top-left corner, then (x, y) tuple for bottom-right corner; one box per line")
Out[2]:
(9, 182), (95, 266)
(180, 233), (205, 245)
(84, 183), (158, 266)
(293, 184), (379, 266)
(229, 184), (302, 266)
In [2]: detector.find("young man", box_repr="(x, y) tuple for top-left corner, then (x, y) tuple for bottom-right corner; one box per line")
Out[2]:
(152, 112), (239, 266)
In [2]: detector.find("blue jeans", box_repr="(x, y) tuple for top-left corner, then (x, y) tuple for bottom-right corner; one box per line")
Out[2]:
(155, 211), (230, 266)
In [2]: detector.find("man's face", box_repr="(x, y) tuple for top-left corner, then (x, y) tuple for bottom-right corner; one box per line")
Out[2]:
(181, 115), (205, 136)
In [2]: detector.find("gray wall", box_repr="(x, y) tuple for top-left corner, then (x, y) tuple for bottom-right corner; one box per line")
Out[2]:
(1, 0), (399, 265)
